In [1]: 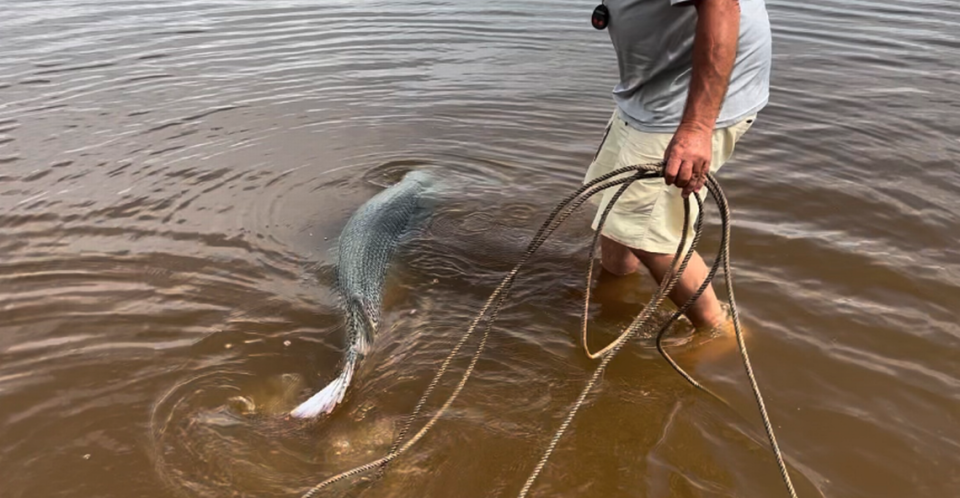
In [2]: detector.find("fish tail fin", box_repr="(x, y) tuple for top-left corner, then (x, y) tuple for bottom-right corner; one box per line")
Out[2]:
(289, 357), (356, 418)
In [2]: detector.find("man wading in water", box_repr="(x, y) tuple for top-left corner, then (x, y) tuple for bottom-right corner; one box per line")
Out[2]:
(585, 0), (771, 333)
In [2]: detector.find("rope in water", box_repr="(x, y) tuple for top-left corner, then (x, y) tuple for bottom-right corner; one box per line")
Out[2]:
(300, 164), (641, 497)
(300, 163), (798, 498)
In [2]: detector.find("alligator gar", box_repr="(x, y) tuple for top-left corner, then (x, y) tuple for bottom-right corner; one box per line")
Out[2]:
(290, 170), (433, 418)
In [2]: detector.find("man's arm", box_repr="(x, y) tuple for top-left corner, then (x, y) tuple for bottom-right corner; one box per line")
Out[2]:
(663, 0), (741, 197)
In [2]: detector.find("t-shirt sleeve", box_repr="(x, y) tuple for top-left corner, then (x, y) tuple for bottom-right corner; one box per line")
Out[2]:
(670, 0), (697, 6)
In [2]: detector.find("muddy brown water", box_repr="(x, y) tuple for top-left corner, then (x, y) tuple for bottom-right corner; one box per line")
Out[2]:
(1, 1), (959, 497)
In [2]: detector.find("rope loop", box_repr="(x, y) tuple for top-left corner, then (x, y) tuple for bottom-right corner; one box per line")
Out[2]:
(300, 163), (798, 498)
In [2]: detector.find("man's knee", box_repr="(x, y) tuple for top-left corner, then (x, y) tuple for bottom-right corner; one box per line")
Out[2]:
(600, 236), (640, 276)
(632, 248), (673, 269)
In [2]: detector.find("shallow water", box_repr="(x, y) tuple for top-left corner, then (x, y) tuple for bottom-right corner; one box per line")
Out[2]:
(1, 1), (958, 497)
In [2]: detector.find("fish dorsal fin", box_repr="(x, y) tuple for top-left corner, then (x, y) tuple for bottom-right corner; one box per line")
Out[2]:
(348, 293), (378, 330)
(347, 293), (378, 356)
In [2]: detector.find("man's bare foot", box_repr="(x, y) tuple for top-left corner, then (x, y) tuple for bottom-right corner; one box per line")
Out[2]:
(689, 301), (729, 331)
(689, 303), (745, 361)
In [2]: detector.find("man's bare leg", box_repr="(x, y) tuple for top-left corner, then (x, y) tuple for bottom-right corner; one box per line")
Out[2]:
(632, 248), (725, 330)
(600, 235), (726, 330)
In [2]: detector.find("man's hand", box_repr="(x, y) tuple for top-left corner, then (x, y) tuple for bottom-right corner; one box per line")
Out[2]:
(664, 123), (713, 198)
(665, 0), (740, 197)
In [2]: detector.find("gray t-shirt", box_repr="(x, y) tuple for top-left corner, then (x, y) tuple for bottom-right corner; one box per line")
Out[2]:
(605, 0), (772, 133)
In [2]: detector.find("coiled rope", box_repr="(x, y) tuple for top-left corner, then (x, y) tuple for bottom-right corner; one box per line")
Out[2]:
(300, 163), (798, 498)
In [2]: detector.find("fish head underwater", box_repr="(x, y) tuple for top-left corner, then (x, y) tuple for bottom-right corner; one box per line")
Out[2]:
(400, 168), (434, 186)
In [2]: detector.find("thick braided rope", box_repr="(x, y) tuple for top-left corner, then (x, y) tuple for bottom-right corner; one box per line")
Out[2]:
(300, 164), (798, 498)
(518, 173), (703, 498)
(709, 175), (798, 498)
(572, 176), (721, 394)
(384, 171), (658, 457)
(300, 166), (663, 497)
(653, 184), (729, 397)
(579, 180), (686, 359)
(519, 173), (798, 498)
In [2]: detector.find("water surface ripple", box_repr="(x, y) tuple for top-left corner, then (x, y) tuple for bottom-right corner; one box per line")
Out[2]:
(1, 1), (958, 497)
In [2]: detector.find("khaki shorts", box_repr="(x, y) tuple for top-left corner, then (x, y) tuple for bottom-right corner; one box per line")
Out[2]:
(583, 109), (756, 254)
